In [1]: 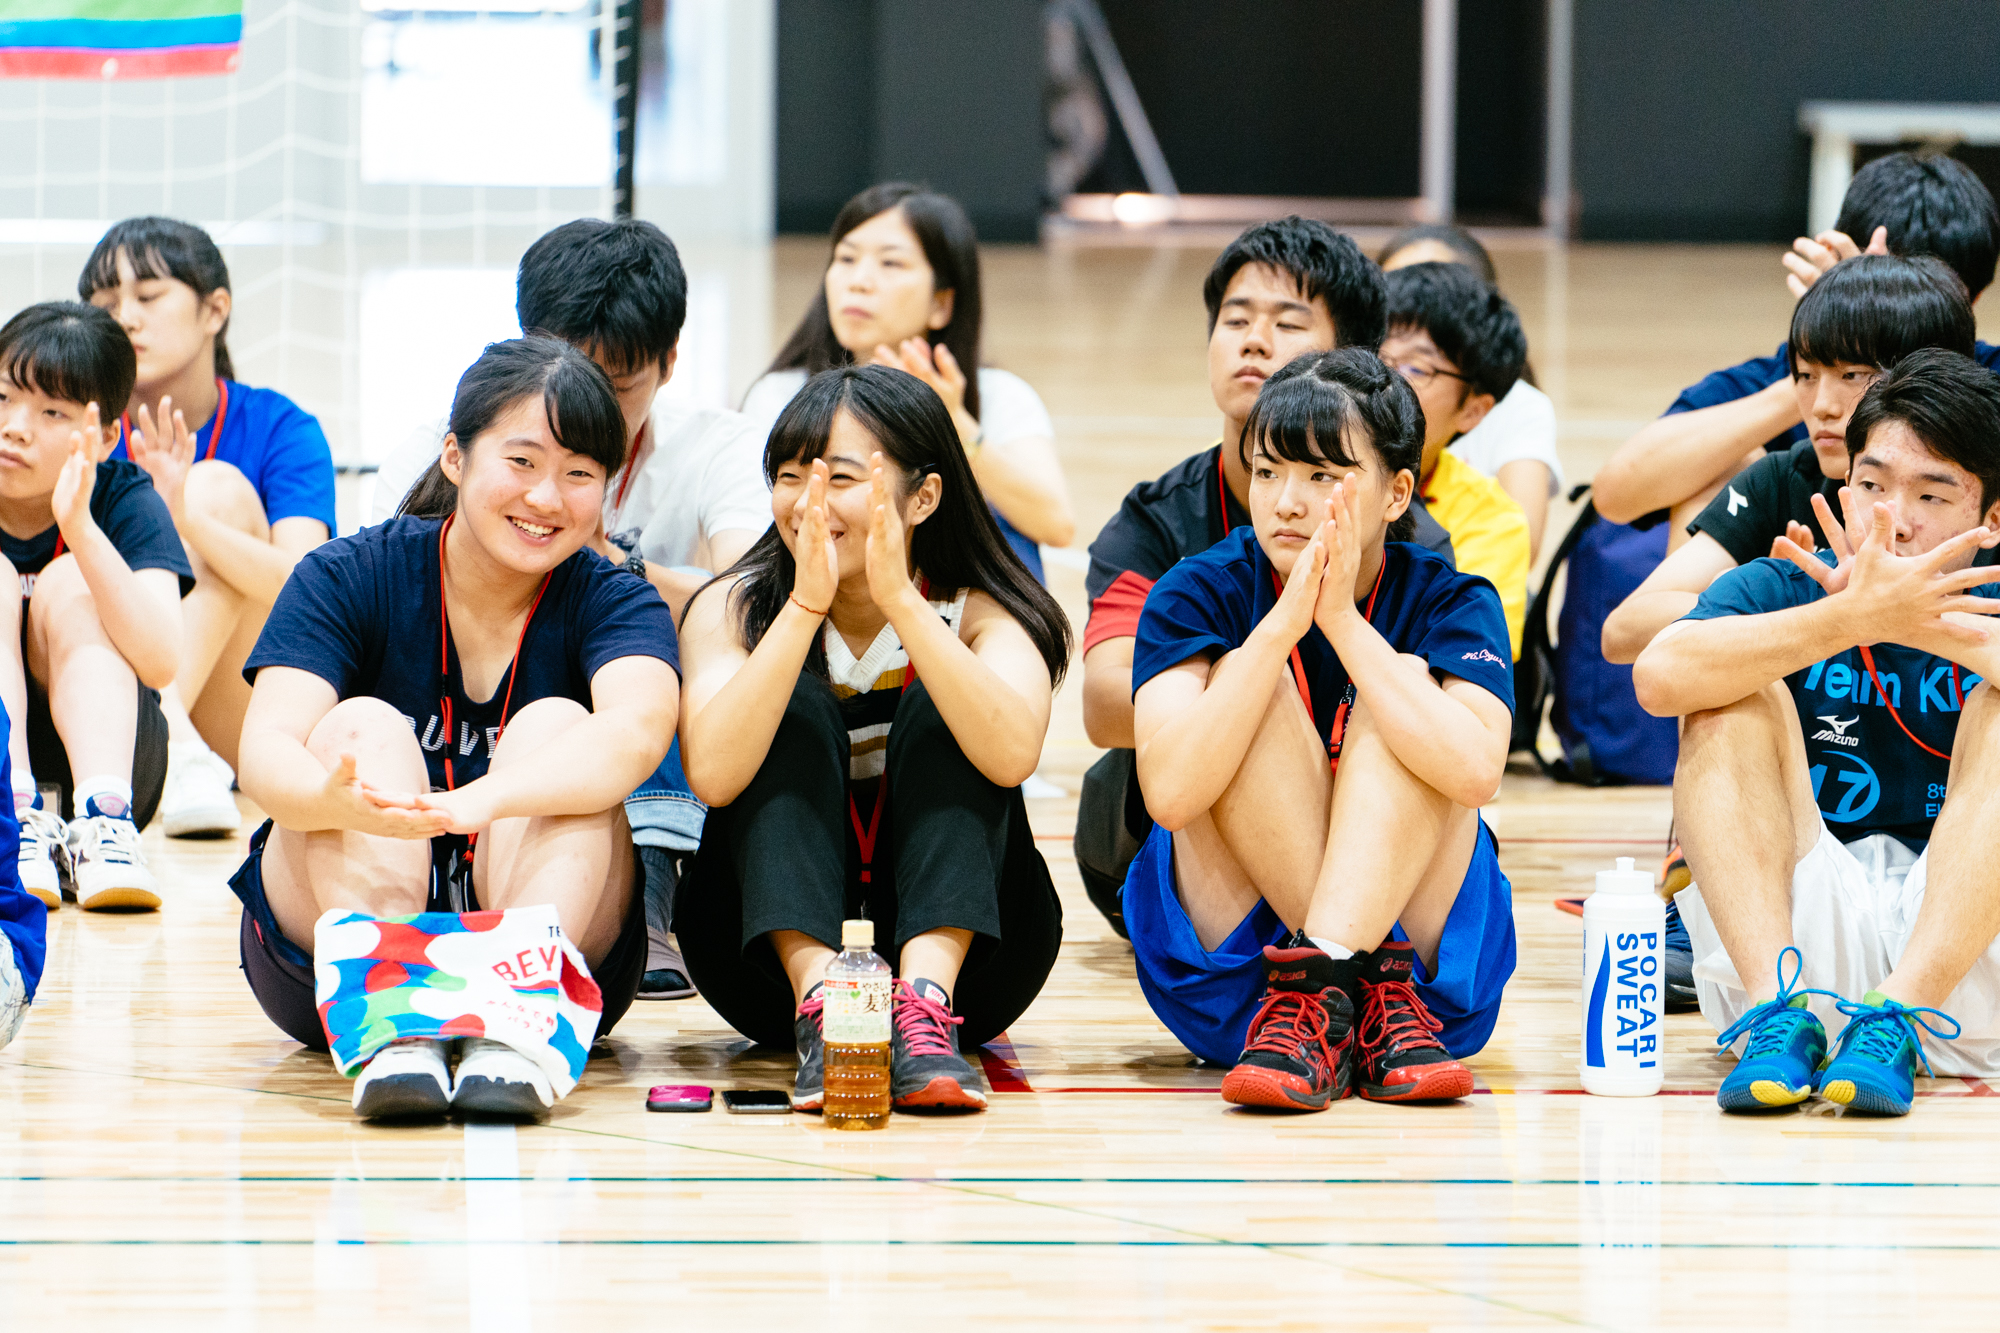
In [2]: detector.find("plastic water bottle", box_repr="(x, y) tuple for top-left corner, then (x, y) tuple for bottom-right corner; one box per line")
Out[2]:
(822, 919), (892, 1130)
(1580, 857), (1665, 1097)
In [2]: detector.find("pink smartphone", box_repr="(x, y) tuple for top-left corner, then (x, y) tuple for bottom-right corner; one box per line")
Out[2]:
(646, 1084), (713, 1112)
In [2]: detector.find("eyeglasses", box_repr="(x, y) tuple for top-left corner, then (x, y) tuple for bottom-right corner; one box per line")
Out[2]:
(1391, 361), (1469, 389)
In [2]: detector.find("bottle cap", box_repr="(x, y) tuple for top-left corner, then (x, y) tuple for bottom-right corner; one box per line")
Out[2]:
(1594, 856), (1654, 896)
(841, 919), (874, 949)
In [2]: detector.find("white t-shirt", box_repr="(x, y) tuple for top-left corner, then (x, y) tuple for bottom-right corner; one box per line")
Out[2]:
(1448, 380), (1564, 496)
(740, 365), (1055, 448)
(367, 394), (771, 569)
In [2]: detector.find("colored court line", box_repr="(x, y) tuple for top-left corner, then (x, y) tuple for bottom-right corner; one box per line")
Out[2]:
(4, 1238), (1999, 1252)
(975, 1032), (1033, 1092)
(0, 1174), (1986, 1188)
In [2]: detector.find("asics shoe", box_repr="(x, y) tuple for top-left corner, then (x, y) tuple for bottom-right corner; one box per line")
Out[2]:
(1819, 991), (1960, 1117)
(1220, 945), (1358, 1111)
(352, 1038), (451, 1119)
(451, 1037), (555, 1117)
(792, 985), (827, 1112)
(17, 807), (68, 910)
(1355, 941), (1475, 1101)
(1663, 897), (1699, 1012)
(66, 814), (160, 911)
(1714, 946), (1835, 1112)
(160, 743), (241, 839)
(889, 978), (986, 1111)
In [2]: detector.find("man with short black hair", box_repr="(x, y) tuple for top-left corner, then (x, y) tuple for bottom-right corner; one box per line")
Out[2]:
(1636, 348), (2000, 1117)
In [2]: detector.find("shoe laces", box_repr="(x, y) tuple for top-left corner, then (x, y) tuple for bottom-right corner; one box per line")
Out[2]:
(1831, 994), (1961, 1079)
(1359, 978), (1445, 1059)
(18, 809), (62, 852)
(74, 816), (142, 866)
(1242, 988), (1334, 1063)
(1715, 945), (1838, 1057)
(797, 990), (825, 1031)
(891, 979), (962, 1057)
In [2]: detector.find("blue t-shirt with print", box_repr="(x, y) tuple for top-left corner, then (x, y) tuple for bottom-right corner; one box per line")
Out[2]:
(1132, 528), (1514, 753)
(245, 517), (679, 791)
(1683, 552), (2000, 848)
(114, 380), (337, 533)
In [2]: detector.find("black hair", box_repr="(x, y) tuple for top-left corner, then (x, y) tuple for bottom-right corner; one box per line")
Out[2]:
(767, 183), (987, 419)
(1846, 347), (2000, 511)
(78, 216), (235, 381)
(1836, 151), (2000, 301)
(1788, 254), (1975, 376)
(1202, 217), (1386, 350)
(0, 301), (137, 419)
(715, 364), (1070, 685)
(1239, 348), (1426, 545)
(1383, 262), (1527, 402)
(396, 336), (628, 521)
(516, 217), (687, 374)
(1376, 223), (1498, 286)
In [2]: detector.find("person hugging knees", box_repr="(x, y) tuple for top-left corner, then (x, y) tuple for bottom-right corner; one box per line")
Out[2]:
(1635, 349), (2000, 1119)
(0, 303), (192, 914)
(233, 337), (679, 1121)
(1380, 262), (1533, 658)
(1126, 349), (1517, 1112)
(81, 218), (336, 840)
(676, 364), (1069, 1115)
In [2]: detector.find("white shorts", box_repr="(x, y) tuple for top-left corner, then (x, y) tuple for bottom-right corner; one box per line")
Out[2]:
(1678, 826), (2000, 1077)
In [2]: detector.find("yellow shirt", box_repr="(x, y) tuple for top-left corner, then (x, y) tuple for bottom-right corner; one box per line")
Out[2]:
(1421, 449), (1530, 659)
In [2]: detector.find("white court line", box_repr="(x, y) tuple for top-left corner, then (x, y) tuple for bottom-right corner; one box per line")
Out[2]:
(464, 1121), (532, 1332)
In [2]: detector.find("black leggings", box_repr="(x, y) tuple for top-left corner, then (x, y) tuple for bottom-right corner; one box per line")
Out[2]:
(677, 674), (1062, 1050)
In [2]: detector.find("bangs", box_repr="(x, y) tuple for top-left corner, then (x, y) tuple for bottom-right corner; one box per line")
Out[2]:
(79, 217), (228, 300)
(1789, 255), (1975, 374)
(762, 372), (851, 480)
(1240, 375), (1370, 472)
(541, 354), (628, 475)
(0, 303), (135, 413)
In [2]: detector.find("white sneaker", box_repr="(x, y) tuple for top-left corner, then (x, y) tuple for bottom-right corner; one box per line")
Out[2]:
(452, 1037), (555, 1117)
(66, 815), (161, 911)
(0, 939), (27, 1049)
(160, 745), (241, 838)
(17, 808), (68, 910)
(352, 1038), (452, 1119)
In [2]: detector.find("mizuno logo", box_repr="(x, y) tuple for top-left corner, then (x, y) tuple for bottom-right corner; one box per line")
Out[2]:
(1727, 486), (1748, 516)
(1818, 715), (1858, 736)
(1811, 715), (1861, 747)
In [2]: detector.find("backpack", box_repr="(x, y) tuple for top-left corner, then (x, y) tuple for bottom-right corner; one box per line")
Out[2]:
(1514, 488), (1679, 785)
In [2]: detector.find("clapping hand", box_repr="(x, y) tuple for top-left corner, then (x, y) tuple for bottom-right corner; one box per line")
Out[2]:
(127, 396), (197, 516)
(52, 401), (114, 543)
(791, 459), (838, 616)
(864, 453), (918, 611)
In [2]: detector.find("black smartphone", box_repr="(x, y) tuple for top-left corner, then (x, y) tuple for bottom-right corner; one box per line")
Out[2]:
(720, 1089), (793, 1114)
(646, 1084), (713, 1113)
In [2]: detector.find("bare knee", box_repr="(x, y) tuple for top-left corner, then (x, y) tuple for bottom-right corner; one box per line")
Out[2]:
(488, 696), (588, 768)
(185, 460), (270, 539)
(306, 696), (422, 774)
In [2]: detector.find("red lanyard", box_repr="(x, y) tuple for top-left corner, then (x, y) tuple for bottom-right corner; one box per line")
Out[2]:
(435, 515), (552, 805)
(845, 580), (930, 885)
(123, 377), (228, 464)
(1215, 446), (1239, 535)
(610, 417), (648, 516)
(1857, 646), (1956, 761)
(1269, 559), (1385, 776)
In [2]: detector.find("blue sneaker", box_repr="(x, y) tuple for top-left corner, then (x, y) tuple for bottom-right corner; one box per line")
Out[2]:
(1818, 991), (1961, 1117)
(1714, 947), (1835, 1112)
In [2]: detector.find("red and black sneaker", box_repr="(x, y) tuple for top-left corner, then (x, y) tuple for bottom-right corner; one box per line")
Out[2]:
(1355, 941), (1474, 1102)
(1219, 945), (1358, 1111)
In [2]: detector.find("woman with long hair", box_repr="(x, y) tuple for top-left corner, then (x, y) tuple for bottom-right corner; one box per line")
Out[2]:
(742, 182), (1075, 578)
(678, 364), (1069, 1113)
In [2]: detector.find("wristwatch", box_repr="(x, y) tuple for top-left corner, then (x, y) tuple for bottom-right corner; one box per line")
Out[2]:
(621, 548), (647, 583)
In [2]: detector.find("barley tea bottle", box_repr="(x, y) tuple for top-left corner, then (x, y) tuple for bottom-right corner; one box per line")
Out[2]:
(822, 919), (892, 1129)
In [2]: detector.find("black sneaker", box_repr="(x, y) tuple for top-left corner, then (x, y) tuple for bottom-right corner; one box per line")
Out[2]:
(793, 984), (826, 1112)
(890, 978), (987, 1110)
(1219, 945), (1359, 1111)
(1663, 897), (1698, 1012)
(1354, 941), (1474, 1101)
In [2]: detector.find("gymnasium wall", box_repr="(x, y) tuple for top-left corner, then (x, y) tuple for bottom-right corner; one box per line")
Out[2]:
(1573, 0), (2000, 242)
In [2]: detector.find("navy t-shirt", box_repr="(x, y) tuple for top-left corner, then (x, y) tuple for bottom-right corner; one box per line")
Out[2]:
(1132, 528), (1514, 755)
(245, 516), (679, 790)
(3, 458), (194, 598)
(1682, 553), (1999, 847)
(114, 380), (337, 533)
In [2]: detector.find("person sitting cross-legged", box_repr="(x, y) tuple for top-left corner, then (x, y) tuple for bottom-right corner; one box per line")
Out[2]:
(1634, 348), (2000, 1117)
(1126, 349), (1518, 1112)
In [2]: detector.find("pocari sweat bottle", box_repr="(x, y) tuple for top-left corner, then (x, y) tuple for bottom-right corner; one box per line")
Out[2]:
(1580, 857), (1665, 1096)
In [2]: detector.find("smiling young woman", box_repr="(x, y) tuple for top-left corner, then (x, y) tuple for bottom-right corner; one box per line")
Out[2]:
(232, 336), (680, 1122)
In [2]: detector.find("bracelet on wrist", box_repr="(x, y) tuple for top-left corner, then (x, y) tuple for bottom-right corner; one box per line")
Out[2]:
(789, 591), (829, 617)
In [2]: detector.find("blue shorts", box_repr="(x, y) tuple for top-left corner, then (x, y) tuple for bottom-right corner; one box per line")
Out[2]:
(1124, 818), (1517, 1066)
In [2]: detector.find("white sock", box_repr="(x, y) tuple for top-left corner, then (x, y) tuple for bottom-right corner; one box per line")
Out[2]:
(11, 767), (36, 815)
(1309, 936), (1355, 961)
(71, 776), (134, 822)
(169, 737), (215, 763)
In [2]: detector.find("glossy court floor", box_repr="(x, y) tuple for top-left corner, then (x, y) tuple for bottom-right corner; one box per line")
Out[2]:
(6, 238), (2000, 1330)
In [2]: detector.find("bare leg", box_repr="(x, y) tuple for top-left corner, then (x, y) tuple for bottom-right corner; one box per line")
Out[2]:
(25, 555), (138, 786)
(1673, 683), (1823, 1005)
(185, 608), (263, 770)
(258, 697), (434, 950)
(0, 556), (32, 789)
(472, 697), (635, 968)
(773, 931), (837, 1005)
(1880, 682), (2000, 1010)
(898, 928), (974, 993)
(170, 461), (272, 758)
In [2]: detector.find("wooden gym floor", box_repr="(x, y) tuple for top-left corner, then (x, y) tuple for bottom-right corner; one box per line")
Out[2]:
(6, 239), (2000, 1330)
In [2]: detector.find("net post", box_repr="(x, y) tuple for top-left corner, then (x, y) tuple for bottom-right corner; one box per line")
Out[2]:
(611, 0), (640, 219)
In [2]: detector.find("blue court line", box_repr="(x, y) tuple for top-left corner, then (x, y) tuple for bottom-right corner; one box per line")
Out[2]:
(0, 1174), (1985, 1188)
(1, 1238), (1997, 1252)
(0, 17), (242, 48)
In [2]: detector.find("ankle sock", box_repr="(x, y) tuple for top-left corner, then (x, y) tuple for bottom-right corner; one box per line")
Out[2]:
(72, 776), (134, 822)
(1308, 936), (1356, 962)
(11, 772), (37, 816)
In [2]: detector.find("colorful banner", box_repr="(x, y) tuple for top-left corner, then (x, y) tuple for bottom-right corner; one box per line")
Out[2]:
(0, 1), (243, 80)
